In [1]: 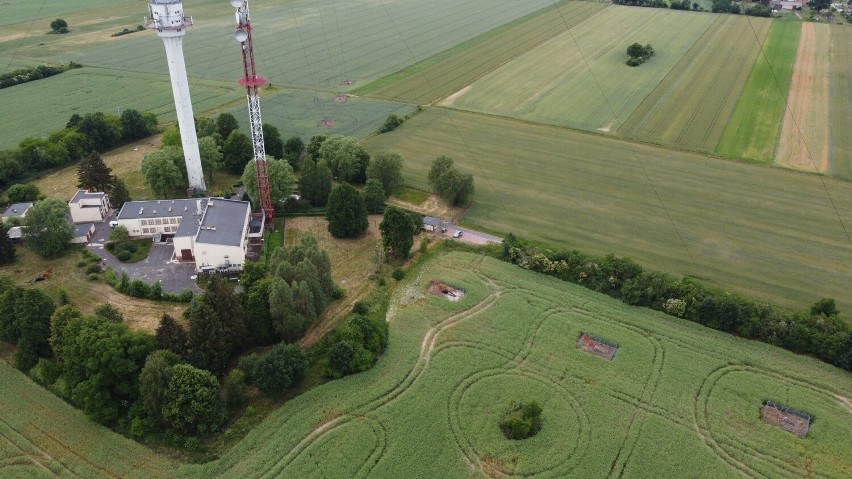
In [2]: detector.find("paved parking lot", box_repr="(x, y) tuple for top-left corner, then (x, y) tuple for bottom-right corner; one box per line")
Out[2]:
(86, 214), (202, 294)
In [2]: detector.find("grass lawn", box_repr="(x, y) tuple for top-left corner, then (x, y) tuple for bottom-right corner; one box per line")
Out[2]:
(363, 107), (852, 319)
(828, 24), (852, 179)
(0, 245), (185, 334)
(445, 7), (717, 133)
(716, 20), (801, 162)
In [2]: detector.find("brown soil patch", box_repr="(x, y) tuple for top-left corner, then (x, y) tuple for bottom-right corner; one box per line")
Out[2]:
(761, 402), (810, 437)
(333, 95), (349, 103)
(319, 119), (336, 128)
(387, 194), (464, 222)
(776, 22), (830, 172)
(439, 85), (471, 106)
(576, 333), (617, 361)
(427, 280), (465, 301)
(289, 216), (382, 350)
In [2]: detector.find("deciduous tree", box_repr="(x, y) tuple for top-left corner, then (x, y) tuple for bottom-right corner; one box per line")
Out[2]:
(363, 179), (386, 213)
(120, 109), (151, 142)
(262, 123), (284, 159)
(380, 206), (418, 259)
(222, 130), (253, 174)
(23, 199), (74, 257)
(162, 363), (225, 435)
(241, 157), (295, 207)
(318, 135), (370, 183)
(6, 183), (40, 203)
(0, 222), (16, 265)
(306, 135), (326, 160)
(141, 147), (183, 197)
(366, 152), (404, 197)
(139, 350), (183, 423)
(198, 136), (222, 183)
(326, 182), (368, 238)
(299, 158), (333, 207)
(216, 113), (240, 142)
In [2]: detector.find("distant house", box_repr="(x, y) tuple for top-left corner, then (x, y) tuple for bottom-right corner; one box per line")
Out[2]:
(68, 190), (109, 224)
(775, 0), (804, 10)
(117, 197), (255, 272)
(71, 223), (95, 244)
(422, 216), (445, 232)
(6, 226), (22, 243)
(2, 202), (33, 222)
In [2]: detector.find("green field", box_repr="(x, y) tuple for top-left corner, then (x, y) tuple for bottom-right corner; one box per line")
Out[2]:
(828, 25), (852, 179)
(445, 7), (717, 133)
(716, 20), (801, 162)
(227, 89), (417, 142)
(363, 108), (852, 317)
(353, 1), (607, 105)
(0, 0), (129, 27)
(0, 68), (240, 149)
(184, 253), (851, 477)
(0, 360), (174, 477)
(619, 15), (771, 153)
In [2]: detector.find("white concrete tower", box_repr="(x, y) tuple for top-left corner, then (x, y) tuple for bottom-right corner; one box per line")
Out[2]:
(147, 0), (206, 193)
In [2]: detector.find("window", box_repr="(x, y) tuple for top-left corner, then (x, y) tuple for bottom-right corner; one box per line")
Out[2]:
(141, 219), (148, 226)
(142, 228), (150, 234)
(155, 219), (162, 225)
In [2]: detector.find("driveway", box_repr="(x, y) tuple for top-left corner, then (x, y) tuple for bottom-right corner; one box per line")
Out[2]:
(432, 222), (502, 246)
(86, 214), (202, 294)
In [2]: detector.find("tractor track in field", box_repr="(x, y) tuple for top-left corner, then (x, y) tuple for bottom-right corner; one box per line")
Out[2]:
(0, 416), (70, 478)
(254, 259), (503, 478)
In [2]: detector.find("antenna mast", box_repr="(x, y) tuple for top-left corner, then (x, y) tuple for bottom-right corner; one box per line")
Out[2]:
(229, 0), (273, 226)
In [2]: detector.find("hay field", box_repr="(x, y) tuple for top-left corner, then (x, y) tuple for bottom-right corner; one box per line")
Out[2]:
(444, 7), (717, 133)
(0, 68), (240, 149)
(0, 0), (128, 27)
(354, 1), (606, 105)
(227, 89), (416, 142)
(619, 15), (771, 153)
(180, 252), (851, 478)
(828, 25), (852, 179)
(775, 22), (831, 173)
(363, 108), (852, 317)
(716, 20), (801, 162)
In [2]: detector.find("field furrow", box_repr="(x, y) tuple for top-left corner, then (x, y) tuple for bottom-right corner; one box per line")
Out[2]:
(776, 22), (831, 173)
(619, 15), (771, 152)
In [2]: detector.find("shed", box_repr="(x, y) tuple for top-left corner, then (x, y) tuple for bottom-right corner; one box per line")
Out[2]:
(72, 223), (96, 244)
(2, 202), (33, 222)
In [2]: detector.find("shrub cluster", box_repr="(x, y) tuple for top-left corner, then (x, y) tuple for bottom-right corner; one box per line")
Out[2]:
(626, 43), (655, 67)
(313, 295), (389, 379)
(238, 343), (307, 396)
(378, 113), (403, 133)
(498, 402), (543, 440)
(111, 25), (145, 37)
(612, 0), (667, 8)
(501, 234), (852, 370)
(104, 266), (193, 302)
(0, 63), (80, 90)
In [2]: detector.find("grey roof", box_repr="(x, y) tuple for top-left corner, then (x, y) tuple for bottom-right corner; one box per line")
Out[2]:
(423, 216), (443, 227)
(70, 190), (106, 203)
(74, 223), (94, 237)
(7, 226), (22, 239)
(195, 198), (250, 247)
(117, 198), (204, 221)
(2, 202), (33, 219)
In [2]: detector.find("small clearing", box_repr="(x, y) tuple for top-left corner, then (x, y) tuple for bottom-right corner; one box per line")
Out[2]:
(440, 85), (472, 106)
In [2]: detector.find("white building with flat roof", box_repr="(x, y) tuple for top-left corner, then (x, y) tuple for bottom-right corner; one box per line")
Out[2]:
(69, 190), (109, 224)
(116, 197), (253, 272)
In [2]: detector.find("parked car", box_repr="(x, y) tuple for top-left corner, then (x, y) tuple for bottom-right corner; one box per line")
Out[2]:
(453, 230), (463, 238)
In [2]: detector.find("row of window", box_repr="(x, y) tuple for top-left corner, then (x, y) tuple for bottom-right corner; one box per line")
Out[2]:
(140, 217), (180, 226)
(141, 226), (179, 235)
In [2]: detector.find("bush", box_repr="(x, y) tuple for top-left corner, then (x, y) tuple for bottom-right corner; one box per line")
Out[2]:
(240, 343), (307, 396)
(105, 242), (115, 251)
(392, 268), (405, 281)
(378, 114), (403, 133)
(85, 263), (102, 274)
(498, 402), (542, 440)
(87, 273), (100, 281)
(352, 301), (369, 315)
(76, 260), (88, 267)
(225, 369), (247, 408)
(116, 250), (132, 261)
(128, 279), (150, 298)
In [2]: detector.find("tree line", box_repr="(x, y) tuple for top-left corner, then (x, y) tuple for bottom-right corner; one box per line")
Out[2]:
(0, 62), (81, 90)
(501, 234), (852, 371)
(613, 0), (774, 16)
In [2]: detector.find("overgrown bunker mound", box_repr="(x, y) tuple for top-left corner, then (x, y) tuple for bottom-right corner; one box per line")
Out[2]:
(428, 280), (465, 301)
(761, 401), (811, 437)
(576, 333), (617, 361)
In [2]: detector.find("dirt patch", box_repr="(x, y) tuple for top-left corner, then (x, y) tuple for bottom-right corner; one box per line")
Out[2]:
(387, 194), (464, 222)
(333, 95), (349, 103)
(776, 22), (830, 172)
(319, 119), (336, 128)
(576, 333), (617, 361)
(439, 85), (471, 106)
(760, 401), (811, 437)
(427, 280), (465, 301)
(341, 80), (355, 86)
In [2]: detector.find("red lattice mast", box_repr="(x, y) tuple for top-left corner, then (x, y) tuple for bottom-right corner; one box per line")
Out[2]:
(230, 0), (273, 226)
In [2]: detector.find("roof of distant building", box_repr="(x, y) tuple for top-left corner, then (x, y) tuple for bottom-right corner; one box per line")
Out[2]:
(2, 202), (33, 219)
(423, 216), (443, 227)
(117, 198), (205, 221)
(7, 226), (22, 239)
(70, 190), (107, 204)
(195, 198), (250, 247)
(73, 223), (94, 237)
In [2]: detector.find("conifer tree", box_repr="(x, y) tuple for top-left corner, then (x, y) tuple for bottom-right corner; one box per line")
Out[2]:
(109, 177), (131, 210)
(76, 151), (114, 192)
(156, 313), (188, 357)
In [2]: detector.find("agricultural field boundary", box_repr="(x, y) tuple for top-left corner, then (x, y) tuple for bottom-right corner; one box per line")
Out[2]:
(619, 15), (771, 153)
(716, 20), (801, 163)
(363, 107), (852, 316)
(827, 25), (852, 179)
(352, 1), (607, 105)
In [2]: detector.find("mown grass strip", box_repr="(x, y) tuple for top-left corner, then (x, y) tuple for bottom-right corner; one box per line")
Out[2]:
(353, 1), (606, 104)
(828, 25), (852, 179)
(716, 20), (801, 162)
